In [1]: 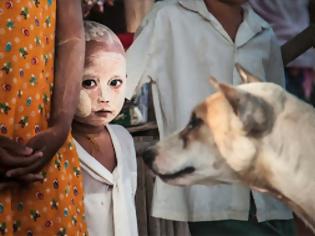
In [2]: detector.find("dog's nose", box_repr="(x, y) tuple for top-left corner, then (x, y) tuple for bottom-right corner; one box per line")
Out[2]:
(142, 147), (157, 168)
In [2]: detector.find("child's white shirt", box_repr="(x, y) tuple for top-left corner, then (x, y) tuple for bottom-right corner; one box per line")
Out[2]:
(126, 0), (292, 222)
(74, 124), (138, 236)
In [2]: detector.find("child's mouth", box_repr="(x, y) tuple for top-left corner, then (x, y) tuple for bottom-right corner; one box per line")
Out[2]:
(95, 110), (112, 117)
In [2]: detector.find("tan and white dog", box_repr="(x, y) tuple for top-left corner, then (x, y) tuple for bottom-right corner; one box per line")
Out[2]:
(143, 64), (315, 232)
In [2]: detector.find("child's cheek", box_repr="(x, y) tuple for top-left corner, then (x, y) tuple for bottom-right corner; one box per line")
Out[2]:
(114, 87), (126, 114)
(75, 90), (92, 118)
(89, 90), (100, 110)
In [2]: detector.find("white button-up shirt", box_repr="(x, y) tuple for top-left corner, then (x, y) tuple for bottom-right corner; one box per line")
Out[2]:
(126, 0), (293, 222)
(75, 125), (138, 235)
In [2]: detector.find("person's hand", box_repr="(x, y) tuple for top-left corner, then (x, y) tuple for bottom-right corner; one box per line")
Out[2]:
(0, 180), (18, 191)
(5, 125), (68, 177)
(0, 136), (43, 172)
(0, 136), (44, 186)
(0, 173), (44, 191)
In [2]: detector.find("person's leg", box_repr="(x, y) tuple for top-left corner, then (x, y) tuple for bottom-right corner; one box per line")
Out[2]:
(189, 219), (296, 236)
(189, 194), (296, 236)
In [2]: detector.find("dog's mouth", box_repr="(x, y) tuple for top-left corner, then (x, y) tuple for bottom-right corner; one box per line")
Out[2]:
(157, 166), (195, 180)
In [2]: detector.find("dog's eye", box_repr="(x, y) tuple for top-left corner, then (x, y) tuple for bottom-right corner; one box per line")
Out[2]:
(187, 114), (203, 130)
(180, 114), (203, 149)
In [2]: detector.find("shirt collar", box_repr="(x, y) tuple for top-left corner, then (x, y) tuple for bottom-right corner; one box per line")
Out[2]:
(178, 0), (199, 13)
(178, 0), (270, 46)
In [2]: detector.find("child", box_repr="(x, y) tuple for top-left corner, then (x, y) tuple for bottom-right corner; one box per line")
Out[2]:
(126, 0), (295, 235)
(71, 21), (138, 236)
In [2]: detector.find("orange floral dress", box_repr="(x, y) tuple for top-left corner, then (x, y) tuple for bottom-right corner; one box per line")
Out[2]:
(0, 1), (87, 235)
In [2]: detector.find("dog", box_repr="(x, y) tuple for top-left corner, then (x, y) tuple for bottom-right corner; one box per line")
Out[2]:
(143, 64), (315, 232)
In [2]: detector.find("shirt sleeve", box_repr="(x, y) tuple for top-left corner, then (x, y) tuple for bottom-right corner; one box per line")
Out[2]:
(125, 3), (162, 100)
(265, 30), (285, 87)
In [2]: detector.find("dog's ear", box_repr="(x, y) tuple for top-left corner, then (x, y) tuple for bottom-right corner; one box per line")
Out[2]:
(219, 83), (274, 137)
(208, 76), (220, 90)
(235, 63), (262, 83)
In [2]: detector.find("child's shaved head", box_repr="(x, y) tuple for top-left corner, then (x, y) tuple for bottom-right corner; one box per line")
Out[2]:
(84, 21), (125, 59)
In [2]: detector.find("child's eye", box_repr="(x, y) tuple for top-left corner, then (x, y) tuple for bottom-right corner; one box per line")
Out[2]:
(82, 79), (97, 89)
(109, 79), (123, 88)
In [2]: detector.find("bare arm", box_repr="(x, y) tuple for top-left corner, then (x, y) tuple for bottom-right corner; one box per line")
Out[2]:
(50, 0), (85, 132)
(6, 0), (85, 177)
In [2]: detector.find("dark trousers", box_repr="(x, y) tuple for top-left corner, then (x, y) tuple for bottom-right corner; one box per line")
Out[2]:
(189, 219), (296, 236)
(189, 194), (296, 236)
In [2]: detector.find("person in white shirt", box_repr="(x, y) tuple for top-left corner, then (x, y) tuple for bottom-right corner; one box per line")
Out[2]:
(126, 0), (296, 235)
(72, 21), (138, 236)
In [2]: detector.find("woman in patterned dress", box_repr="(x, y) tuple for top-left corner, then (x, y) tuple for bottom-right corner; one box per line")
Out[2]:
(0, 1), (87, 235)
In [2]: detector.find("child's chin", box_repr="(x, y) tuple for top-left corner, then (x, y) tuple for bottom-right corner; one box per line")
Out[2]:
(93, 117), (113, 126)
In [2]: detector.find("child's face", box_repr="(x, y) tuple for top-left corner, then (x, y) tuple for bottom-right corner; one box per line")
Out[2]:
(75, 49), (126, 127)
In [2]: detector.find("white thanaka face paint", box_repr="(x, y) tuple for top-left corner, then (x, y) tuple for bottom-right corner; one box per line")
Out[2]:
(75, 51), (126, 126)
(75, 90), (92, 118)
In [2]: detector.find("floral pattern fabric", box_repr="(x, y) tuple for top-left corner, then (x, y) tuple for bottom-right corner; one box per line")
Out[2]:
(0, 1), (87, 235)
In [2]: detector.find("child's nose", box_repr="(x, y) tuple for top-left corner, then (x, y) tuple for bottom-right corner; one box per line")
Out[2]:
(98, 87), (110, 103)
(98, 96), (109, 103)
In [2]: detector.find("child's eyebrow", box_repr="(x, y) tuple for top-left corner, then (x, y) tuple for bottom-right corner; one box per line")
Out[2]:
(110, 75), (123, 80)
(83, 74), (99, 80)
(83, 72), (97, 77)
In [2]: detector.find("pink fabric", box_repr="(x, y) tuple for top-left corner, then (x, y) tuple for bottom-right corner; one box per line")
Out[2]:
(303, 69), (315, 99)
(249, 0), (315, 67)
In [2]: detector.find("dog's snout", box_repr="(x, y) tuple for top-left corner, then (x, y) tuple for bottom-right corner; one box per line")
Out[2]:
(142, 147), (157, 167)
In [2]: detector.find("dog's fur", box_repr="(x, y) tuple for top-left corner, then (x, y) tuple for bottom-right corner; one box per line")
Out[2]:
(143, 64), (315, 232)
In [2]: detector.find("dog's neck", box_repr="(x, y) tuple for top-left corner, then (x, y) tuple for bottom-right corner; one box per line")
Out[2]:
(251, 92), (315, 231)
(218, 84), (315, 231)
